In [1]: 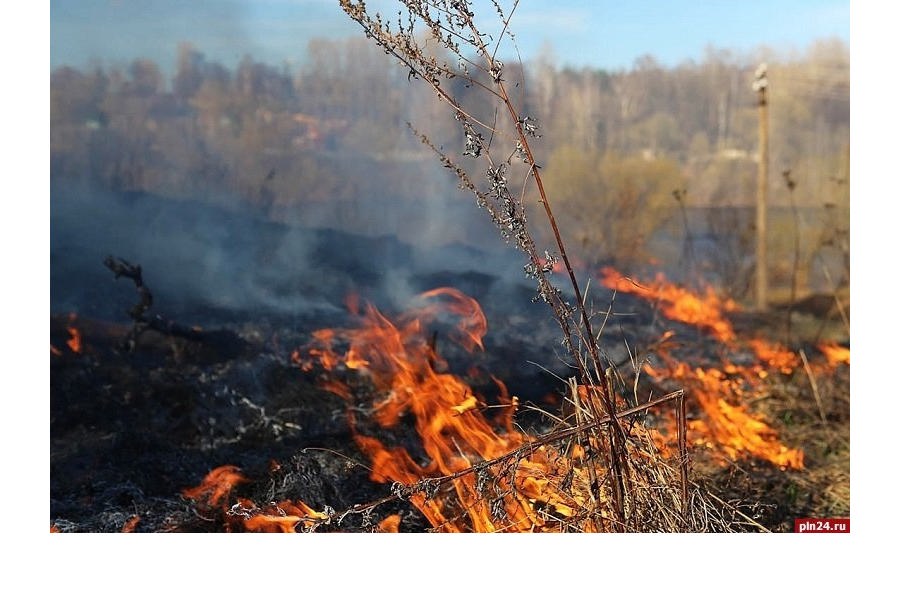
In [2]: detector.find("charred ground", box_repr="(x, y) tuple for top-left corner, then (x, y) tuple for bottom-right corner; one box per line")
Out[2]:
(50, 191), (848, 533)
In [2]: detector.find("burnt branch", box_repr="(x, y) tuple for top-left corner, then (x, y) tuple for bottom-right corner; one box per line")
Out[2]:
(103, 256), (152, 321)
(103, 255), (210, 352)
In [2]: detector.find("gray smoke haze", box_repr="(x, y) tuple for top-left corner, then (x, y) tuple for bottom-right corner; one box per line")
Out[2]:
(50, 182), (543, 331)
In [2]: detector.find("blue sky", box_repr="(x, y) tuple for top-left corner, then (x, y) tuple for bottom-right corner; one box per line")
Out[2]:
(50, 0), (849, 73)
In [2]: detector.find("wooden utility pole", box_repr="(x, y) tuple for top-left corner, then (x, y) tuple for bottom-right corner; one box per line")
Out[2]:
(753, 63), (769, 311)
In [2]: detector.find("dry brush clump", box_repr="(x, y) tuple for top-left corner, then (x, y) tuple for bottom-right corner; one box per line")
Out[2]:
(337, 0), (752, 532)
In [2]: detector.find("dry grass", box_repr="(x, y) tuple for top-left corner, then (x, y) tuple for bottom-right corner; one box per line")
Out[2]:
(687, 331), (850, 532)
(333, 0), (847, 533)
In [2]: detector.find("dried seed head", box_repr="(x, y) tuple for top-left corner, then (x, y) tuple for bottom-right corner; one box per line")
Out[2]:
(489, 60), (504, 83)
(391, 481), (410, 500)
(515, 140), (529, 163)
(518, 116), (541, 137)
(475, 466), (490, 496)
(462, 121), (484, 157)
(361, 507), (374, 528)
(490, 497), (508, 522)
(422, 478), (442, 500)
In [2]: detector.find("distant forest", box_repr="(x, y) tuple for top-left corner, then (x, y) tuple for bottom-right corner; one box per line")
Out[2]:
(50, 37), (849, 298)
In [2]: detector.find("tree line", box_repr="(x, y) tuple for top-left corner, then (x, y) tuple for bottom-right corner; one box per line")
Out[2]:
(50, 36), (849, 300)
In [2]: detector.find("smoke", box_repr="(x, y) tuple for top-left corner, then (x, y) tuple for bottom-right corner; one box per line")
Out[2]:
(50, 182), (538, 329)
(52, 185), (325, 321)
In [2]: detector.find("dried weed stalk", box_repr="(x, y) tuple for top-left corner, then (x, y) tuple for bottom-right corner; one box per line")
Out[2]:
(339, 0), (735, 531)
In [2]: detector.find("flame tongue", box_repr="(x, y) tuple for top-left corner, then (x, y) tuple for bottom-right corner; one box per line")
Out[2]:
(182, 466), (333, 532)
(664, 361), (804, 469)
(301, 288), (589, 532)
(818, 342), (850, 367)
(749, 339), (800, 376)
(600, 267), (737, 342)
(601, 268), (805, 469)
(181, 465), (249, 511)
(64, 312), (83, 353)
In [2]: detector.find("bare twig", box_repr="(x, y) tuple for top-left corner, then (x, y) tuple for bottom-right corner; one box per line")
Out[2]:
(336, 0), (719, 532)
(799, 348), (827, 424)
(676, 391), (689, 514)
(818, 259), (850, 334)
(103, 256), (244, 356)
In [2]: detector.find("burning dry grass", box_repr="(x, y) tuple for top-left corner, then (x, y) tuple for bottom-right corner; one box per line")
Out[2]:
(171, 268), (850, 533)
(600, 267), (739, 343)
(602, 268), (848, 530)
(274, 287), (755, 532)
(51, 269), (847, 533)
(601, 267), (810, 470)
(52, 1), (847, 534)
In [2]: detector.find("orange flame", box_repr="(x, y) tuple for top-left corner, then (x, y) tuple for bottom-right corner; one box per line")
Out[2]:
(600, 267), (737, 342)
(662, 362), (804, 469)
(416, 287), (488, 352)
(299, 288), (596, 532)
(240, 499), (332, 533)
(605, 269), (804, 469)
(818, 342), (850, 367)
(121, 515), (141, 533)
(748, 339), (799, 376)
(66, 313), (83, 353)
(377, 514), (401, 532)
(182, 465), (249, 510)
(181, 467), (333, 532)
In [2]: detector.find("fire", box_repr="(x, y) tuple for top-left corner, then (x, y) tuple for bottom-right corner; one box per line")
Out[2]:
(377, 514), (401, 532)
(239, 499), (333, 533)
(600, 267), (737, 342)
(603, 268), (804, 469)
(63, 313), (83, 353)
(299, 288), (597, 532)
(748, 339), (799, 376)
(121, 515), (141, 533)
(181, 465), (249, 510)
(818, 342), (850, 367)
(661, 361), (804, 469)
(183, 271), (824, 531)
(182, 466), (333, 532)
(415, 287), (488, 352)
